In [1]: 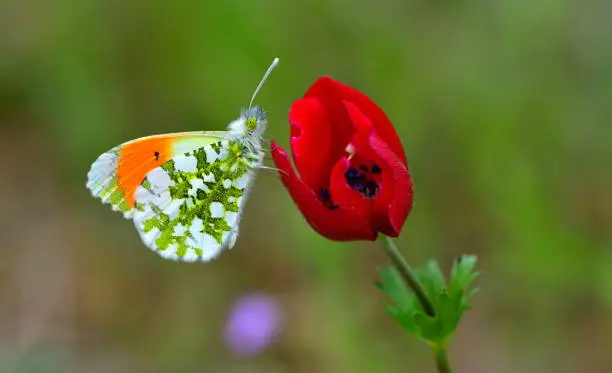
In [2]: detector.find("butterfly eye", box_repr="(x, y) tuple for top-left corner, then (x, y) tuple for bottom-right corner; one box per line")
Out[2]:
(246, 117), (258, 132)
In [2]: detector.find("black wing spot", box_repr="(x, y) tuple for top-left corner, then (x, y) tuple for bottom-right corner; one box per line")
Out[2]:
(154, 151), (160, 160)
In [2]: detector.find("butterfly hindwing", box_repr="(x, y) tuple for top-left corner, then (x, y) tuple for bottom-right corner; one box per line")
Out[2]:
(131, 139), (258, 262)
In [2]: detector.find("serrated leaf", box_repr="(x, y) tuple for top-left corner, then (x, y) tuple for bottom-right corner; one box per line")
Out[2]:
(386, 308), (421, 336)
(415, 261), (447, 310)
(376, 252), (480, 345)
(377, 267), (415, 310)
(450, 255), (479, 292)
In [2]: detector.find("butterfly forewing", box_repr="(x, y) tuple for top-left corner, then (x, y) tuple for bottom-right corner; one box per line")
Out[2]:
(131, 139), (257, 262)
(87, 132), (227, 219)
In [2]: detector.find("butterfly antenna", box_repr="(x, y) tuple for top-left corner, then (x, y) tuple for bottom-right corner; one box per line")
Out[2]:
(249, 57), (279, 109)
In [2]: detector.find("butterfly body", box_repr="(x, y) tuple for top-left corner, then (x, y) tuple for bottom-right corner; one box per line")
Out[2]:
(87, 106), (268, 262)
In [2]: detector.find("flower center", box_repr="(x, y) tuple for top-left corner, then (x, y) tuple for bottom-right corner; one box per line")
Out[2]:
(345, 164), (380, 199)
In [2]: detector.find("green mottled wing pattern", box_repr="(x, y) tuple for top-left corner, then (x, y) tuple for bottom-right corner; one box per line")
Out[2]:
(132, 139), (259, 262)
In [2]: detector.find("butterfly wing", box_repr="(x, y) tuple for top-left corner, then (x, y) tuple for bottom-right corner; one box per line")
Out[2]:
(131, 139), (258, 261)
(86, 131), (226, 218)
(87, 131), (260, 262)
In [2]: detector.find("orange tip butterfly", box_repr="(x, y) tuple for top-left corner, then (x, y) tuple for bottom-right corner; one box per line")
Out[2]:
(86, 57), (280, 262)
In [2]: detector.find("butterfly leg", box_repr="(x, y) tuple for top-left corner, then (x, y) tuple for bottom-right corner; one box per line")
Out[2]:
(256, 165), (288, 176)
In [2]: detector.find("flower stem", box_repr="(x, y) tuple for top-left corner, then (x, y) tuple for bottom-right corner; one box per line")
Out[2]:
(432, 343), (452, 373)
(379, 235), (436, 317)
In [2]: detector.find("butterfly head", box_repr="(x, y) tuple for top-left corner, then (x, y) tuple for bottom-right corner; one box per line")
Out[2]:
(244, 106), (267, 133)
(228, 106), (268, 139)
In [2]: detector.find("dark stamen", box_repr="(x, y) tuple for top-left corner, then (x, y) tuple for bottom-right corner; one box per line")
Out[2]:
(359, 165), (369, 172)
(346, 167), (365, 180)
(371, 164), (382, 174)
(320, 188), (331, 201)
(345, 168), (379, 199)
(321, 188), (339, 209)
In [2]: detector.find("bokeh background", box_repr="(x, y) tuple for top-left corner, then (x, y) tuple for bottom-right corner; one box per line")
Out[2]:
(1, 0), (611, 372)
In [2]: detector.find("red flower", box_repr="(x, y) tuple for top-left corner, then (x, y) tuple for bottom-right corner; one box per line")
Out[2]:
(271, 77), (413, 241)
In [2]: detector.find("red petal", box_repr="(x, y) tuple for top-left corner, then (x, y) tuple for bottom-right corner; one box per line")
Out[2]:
(370, 134), (413, 236)
(303, 78), (356, 160)
(307, 77), (406, 166)
(345, 101), (413, 236)
(289, 98), (333, 191)
(271, 142), (378, 241)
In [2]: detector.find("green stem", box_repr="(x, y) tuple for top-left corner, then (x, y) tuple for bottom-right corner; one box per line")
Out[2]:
(432, 343), (452, 373)
(379, 235), (436, 317)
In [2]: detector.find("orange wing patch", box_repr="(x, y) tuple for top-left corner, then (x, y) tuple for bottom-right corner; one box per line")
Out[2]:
(116, 136), (176, 208)
(87, 131), (225, 218)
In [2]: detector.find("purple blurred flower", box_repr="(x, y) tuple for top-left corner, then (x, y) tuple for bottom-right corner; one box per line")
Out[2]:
(224, 293), (282, 356)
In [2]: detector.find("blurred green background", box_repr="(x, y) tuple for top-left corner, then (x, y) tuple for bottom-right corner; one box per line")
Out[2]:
(1, 0), (611, 372)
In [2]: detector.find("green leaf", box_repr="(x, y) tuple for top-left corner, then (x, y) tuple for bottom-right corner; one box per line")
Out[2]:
(376, 267), (415, 310)
(376, 254), (480, 344)
(386, 307), (421, 336)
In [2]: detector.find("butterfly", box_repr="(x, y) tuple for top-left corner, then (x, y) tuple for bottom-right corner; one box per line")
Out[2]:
(86, 58), (279, 262)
